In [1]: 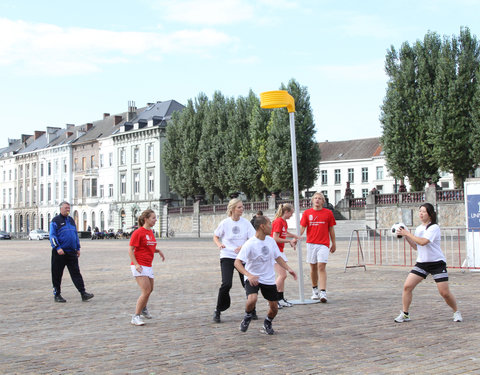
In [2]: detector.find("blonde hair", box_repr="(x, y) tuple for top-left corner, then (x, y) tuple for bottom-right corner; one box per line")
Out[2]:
(311, 192), (325, 203)
(138, 209), (155, 227)
(226, 198), (243, 217)
(274, 203), (294, 219)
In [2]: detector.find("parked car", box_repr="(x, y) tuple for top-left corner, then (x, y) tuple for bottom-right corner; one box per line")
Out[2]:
(29, 229), (50, 240)
(0, 231), (11, 240)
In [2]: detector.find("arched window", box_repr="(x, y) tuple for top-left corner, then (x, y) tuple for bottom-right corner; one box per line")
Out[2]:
(40, 214), (44, 230)
(19, 215), (24, 232)
(83, 212), (87, 231)
(92, 211), (96, 230)
(100, 211), (105, 231)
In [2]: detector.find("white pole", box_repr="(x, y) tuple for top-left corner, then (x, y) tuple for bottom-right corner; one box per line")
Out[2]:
(288, 112), (306, 302)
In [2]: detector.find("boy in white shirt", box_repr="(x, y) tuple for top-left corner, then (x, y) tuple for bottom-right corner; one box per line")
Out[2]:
(235, 215), (297, 335)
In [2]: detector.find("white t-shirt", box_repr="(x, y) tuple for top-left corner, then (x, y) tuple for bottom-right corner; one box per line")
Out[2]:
(414, 223), (446, 263)
(236, 236), (282, 285)
(214, 217), (256, 259)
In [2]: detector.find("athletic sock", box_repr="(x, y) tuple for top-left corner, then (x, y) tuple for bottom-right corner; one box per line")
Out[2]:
(278, 292), (284, 300)
(320, 289), (326, 292)
(266, 316), (274, 322)
(403, 311), (409, 316)
(312, 286), (318, 290)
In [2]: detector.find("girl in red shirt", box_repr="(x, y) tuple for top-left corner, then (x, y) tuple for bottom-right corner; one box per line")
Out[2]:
(271, 203), (299, 307)
(128, 209), (165, 326)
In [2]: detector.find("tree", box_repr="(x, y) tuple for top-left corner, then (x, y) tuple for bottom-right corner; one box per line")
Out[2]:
(430, 27), (480, 187)
(265, 79), (320, 194)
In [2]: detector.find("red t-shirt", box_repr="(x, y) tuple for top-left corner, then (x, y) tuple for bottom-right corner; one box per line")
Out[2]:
(270, 217), (288, 252)
(129, 227), (157, 267)
(300, 208), (336, 246)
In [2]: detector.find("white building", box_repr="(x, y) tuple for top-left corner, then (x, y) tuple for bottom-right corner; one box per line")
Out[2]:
(310, 137), (455, 205)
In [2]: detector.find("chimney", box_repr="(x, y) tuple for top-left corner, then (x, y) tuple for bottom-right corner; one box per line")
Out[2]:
(66, 123), (75, 129)
(34, 131), (45, 140)
(8, 138), (19, 146)
(46, 126), (60, 143)
(85, 123), (93, 131)
(21, 134), (31, 143)
(103, 113), (110, 119)
(66, 131), (73, 138)
(127, 100), (136, 121)
(114, 115), (123, 125)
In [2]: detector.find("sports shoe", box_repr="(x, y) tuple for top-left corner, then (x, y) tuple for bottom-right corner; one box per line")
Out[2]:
(131, 314), (145, 326)
(319, 290), (327, 303)
(262, 319), (275, 335)
(251, 310), (258, 320)
(453, 311), (463, 322)
(278, 298), (293, 307)
(394, 311), (411, 323)
(141, 307), (152, 319)
(311, 288), (320, 300)
(54, 294), (66, 303)
(81, 292), (94, 301)
(213, 310), (221, 323)
(276, 301), (283, 309)
(240, 316), (252, 332)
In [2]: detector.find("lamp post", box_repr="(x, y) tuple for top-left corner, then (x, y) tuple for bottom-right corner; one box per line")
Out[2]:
(260, 90), (318, 304)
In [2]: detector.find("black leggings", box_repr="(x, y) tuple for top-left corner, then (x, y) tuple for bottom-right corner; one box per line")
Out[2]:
(215, 258), (245, 312)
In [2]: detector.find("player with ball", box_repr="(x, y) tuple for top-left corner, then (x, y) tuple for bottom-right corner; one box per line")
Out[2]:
(393, 203), (462, 323)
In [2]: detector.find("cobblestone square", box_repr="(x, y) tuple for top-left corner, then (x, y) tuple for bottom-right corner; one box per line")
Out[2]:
(1, 238), (479, 374)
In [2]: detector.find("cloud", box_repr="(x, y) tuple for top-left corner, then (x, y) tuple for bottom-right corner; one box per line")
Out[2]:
(0, 18), (232, 76)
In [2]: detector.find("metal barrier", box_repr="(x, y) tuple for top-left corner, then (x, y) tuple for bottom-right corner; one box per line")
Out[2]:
(345, 227), (480, 271)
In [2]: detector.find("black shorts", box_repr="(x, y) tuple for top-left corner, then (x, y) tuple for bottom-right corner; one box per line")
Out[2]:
(244, 280), (279, 301)
(410, 261), (448, 282)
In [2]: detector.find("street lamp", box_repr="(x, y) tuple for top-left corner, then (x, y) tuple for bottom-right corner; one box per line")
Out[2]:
(260, 90), (318, 304)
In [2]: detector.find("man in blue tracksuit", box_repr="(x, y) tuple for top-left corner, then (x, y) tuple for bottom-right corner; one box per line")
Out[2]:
(50, 201), (94, 303)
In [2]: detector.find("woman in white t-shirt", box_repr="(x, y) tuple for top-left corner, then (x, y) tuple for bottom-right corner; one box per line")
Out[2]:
(212, 198), (256, 323)
(394, 203), (462, 323)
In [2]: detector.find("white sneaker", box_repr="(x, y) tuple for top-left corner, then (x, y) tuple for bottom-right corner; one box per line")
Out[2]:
(278, 298), (293, 307)
(453, 311), (463, 322)
(141, 307), (152, 319)
(319, 290), (327, 303)
(394, 311), (411, 323)
(311, 289), (320, 300)
(131, 314), (145, 326)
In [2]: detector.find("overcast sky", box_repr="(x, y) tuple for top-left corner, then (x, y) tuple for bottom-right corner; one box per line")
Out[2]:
(1, 0), (479, 144)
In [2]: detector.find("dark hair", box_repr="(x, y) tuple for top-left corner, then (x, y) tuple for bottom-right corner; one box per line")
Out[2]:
(420, 203), (437, 229)
(138, 209), (155, 227)
(253, 215), (268, 230)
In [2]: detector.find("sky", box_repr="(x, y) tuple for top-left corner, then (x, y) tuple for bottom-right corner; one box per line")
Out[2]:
(1, 0), (479, 144)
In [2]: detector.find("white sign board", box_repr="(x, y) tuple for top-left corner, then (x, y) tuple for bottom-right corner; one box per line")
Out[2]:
(464, 179), (480, 269)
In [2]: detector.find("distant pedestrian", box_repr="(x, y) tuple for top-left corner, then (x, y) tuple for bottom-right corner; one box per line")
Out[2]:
(270, 203), (299, 308)
(213, 198), (255, 323)
(50, 201), (94, 303)
(394, 203), (462, 323)
(128, 209), (165, 326)
(235, 215), (297, 335)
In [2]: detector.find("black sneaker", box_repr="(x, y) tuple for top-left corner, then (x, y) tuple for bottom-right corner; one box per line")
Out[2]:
(240, 317), (252, 332)
(54, 294), (66, 303)
(262, 319), (275, 335)
(81, 292), (94, 301)
(251, 309), (258, 320)
(213, 310), (221, 323)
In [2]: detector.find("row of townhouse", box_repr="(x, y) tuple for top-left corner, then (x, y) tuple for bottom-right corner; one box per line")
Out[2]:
(309, 137), (457, 205)
(0, 100), (184, 235)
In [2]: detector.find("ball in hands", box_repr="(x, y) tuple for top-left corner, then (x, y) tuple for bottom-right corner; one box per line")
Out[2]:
(391, 222), (406, 238)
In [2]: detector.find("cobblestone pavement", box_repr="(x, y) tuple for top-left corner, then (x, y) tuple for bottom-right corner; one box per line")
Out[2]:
(1, 237), (480, 375)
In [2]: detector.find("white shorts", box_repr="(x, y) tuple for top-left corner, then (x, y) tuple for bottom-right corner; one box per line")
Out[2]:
(275, 252), (288, 263)
(131, 265), (154, 279)
(306, 243), (330, 264)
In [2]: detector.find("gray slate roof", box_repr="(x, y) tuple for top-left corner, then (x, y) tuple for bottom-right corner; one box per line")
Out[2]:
(318, 137), (382, 162)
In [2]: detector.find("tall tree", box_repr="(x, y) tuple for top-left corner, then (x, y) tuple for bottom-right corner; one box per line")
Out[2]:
(430, 27), (480, 187)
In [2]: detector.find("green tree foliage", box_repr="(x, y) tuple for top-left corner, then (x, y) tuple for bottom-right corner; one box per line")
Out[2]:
(472, 69), (480, 163)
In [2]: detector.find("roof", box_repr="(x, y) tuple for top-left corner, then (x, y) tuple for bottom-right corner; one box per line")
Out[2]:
(318, 137), (382, 162)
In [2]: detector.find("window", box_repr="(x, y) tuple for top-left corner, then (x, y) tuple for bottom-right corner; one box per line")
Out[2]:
(91, 178), (97, 197)
(334, 169), (341, 184)
(133, 147), (140, 164)
(19, 165), (23, 179)
(33, 163), (37, 176)
(74, 158), (78, 171)
(147, 144), (154, 162)
(90, 155), (95, 169)
(55, 182), (59, 201)
(148, 170), (154, 193)
(48, 162), (52, 176)
(82, 180), (90, 197)
(120, 148), (126, 165)
(47, 183), (51, 201)
(74, 180), (79, 198)
(321, 190), (328, 199)
(9, 170), (12, 180)
(321, 170), (327, 185)
(99, 185), (104, 198)
(376, 185), (383, 194)
(376, 166), (384, 180)
(19, 184), (23, 202)
(63, 181), (67, 199)
(63, 159), (67, 173)
(82, 157), (86, 171)
(348, 168), (354, 183)
(133, 172), (140, 194)
(362, 167), (368, 183)
(120, 175), (126, 195)
(109, 184), (113, 197)
(362, 188), (369, 198)
(109, 152), (113, 166)
(26, 164), (29, 178)
(40, 184), (44, 202)
(100, 154), (104, 168)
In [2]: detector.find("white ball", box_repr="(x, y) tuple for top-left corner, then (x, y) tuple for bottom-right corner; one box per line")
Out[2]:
(391, 222), (406, 238)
